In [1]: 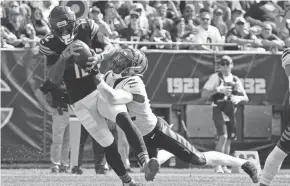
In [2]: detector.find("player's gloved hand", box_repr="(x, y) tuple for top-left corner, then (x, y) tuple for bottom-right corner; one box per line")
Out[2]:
(95, 72), (104, 81)
(217, 84), (232, 96)
(85, 49), (103, 73)
(230, 95), (243, 104)
(61, 42), (83, 60)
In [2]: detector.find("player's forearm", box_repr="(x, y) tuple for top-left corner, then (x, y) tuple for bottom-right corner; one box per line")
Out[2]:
(48, 56), (66, 83)
(97, 80), (133, 104)
(100, 43), (117, 62)
(35, 89), (54, 112)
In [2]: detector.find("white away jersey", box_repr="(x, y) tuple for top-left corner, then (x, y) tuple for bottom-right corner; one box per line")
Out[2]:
(105, 72), (157, 136)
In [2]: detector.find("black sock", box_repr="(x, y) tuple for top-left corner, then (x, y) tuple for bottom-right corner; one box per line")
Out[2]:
(104, 140), (132, 183)
(116, 112), (149, 166)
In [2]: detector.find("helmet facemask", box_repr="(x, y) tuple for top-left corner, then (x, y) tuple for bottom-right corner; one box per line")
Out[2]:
(50, 19), (76, 45)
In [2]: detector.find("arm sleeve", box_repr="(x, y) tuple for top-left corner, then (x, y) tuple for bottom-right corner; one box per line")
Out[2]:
(203, 73), (219, 90)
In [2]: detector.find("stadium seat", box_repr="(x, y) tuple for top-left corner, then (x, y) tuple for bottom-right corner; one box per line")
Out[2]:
(232, 151), (261, 174)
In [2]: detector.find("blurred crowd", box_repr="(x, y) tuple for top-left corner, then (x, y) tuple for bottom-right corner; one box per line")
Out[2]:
(1, 0), (290, 52)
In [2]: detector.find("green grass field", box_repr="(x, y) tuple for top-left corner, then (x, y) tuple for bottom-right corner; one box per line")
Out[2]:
(1, 168), (290, 186)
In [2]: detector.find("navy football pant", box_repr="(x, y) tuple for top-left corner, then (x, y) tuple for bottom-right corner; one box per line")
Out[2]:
(143, 117), (206, 166)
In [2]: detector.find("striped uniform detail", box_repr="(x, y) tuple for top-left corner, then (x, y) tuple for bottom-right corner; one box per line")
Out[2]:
(159, 122), (197, 155)
(89, 19), (98, 39)
(280, 126), (290, 143)
(281, 48), (290, 69)
(39, 34), (56, 56)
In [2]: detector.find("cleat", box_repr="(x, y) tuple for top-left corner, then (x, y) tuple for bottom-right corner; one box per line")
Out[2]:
(51, 165), (59, 173)
(222, 166), (231, 174)
(241, 159), (260, 183)
(123, 179), (142, 186)
(144, 158), (160, 181)
(59, 164), (69, 173)
(214, 165), (224, 173)
(95, 167), (108, 175)
(71, 166), (83, 175)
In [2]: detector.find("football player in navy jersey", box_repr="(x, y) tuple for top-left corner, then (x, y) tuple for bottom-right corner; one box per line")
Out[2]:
(39, 6), (159, 185)
(259, 48), (290, 186)
(96, 48), (261, 184)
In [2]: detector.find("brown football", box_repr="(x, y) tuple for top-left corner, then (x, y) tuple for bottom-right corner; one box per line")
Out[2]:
(72, 40), (92, 69)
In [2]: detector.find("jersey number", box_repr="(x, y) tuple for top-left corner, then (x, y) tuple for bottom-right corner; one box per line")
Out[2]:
(74, 64), (89, 79)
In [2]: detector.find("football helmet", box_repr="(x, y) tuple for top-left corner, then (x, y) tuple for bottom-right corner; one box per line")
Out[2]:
(48, 6), (77, 45)
(109, 48), (148, 78)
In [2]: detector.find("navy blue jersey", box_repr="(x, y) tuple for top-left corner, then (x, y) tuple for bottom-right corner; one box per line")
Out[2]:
(39, 19), (103, 103)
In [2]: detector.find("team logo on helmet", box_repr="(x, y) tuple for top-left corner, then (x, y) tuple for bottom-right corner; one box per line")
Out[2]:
(109, 48), (148, 78)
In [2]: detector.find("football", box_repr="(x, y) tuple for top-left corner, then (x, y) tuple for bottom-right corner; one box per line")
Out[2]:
(72, 40), (92, 69)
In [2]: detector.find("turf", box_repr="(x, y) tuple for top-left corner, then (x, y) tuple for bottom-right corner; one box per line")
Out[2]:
(1, 168), (290, 186)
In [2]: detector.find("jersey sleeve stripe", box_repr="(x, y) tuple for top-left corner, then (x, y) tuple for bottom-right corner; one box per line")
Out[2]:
(90, 21), (99, 39)
(39, 43), (56, 55)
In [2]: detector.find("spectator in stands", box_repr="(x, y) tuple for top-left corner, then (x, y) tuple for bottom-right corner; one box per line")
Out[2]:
(195, 8), (223, 51)
(244, 1), (284, 35)
(124, 3), (149, 35)
(89, 6), (118, 39)
(171, 17), (197, 50)
(119, 10), (148, 49)
(137, 0), (157, 18)
(165, 0), (181, 19)
(31, 8), (50, 38)
(19, 3), (31, 24)
(182, 4), (200, 35)
(150, 17), (172, 49)
(211, 8), (228, 38)
(103, 2), (126, 33)
(118, 0), (133, 19)
(1, 1), (36, 48)
(256, 23), (285, 52)
(278, 0), (290, 48)
(0, 25), (17, 48)
(226, 8), (246, 30)
(154, 3), (173, 32)
(224, 17), (261, 51)
(202, 55), (249, 174)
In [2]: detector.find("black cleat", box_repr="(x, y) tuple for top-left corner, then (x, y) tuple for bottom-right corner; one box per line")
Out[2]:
(95, 167), (108, 175)
(51, 165), (59, 173)
(241, 159), (260, 183)
(59, 164), (69, 173)
(71, 166), (83, 175)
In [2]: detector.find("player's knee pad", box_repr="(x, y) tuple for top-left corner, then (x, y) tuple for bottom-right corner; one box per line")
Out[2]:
(190, 151), (207, 166)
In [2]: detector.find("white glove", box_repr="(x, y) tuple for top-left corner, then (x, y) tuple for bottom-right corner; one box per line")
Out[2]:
(60, 42), (83, 60)
(217, 84), (232, 95)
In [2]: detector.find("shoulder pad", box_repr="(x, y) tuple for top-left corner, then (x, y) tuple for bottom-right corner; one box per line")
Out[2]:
(122, 76), (145, 95)
(39, 34), (57, 56)
(76, 18), (99, 39)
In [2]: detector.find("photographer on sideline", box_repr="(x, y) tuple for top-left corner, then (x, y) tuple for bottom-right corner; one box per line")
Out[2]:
(35, 80), (70, 173)
(201, 55), (249, 174)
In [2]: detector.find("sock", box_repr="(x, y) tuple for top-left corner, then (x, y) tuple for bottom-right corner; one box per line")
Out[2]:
(203, 151), (246, 167)
(104, 140), (132, 183)
(260, 146), (288, 186)
(116, 112), (149, 166)
(157, 150), (175, 165)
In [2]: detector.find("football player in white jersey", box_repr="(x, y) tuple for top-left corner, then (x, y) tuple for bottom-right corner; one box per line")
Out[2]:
(259, 49), (290, 186)
(96, 48), (260, 183)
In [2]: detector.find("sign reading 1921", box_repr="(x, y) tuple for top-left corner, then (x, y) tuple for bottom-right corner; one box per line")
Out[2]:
(167, 78), (200, 94)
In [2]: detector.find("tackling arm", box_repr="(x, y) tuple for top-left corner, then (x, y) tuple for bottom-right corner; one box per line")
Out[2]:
(48, 56), (67, 83)
(97, 78), (133, 105)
